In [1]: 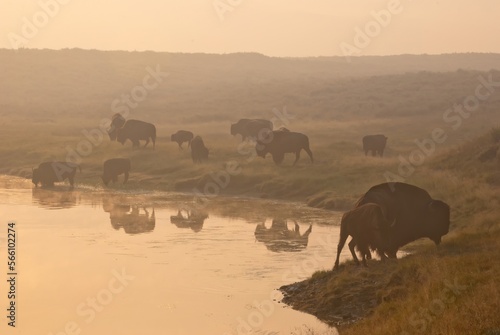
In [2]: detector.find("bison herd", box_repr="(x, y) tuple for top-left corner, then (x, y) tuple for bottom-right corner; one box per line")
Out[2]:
(29, 114), (449, 269)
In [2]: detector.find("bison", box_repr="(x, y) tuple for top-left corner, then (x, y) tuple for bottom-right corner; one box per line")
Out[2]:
(32, 161), (81, 188)
(256, 130), (313, 165)
(356, 182), (450, 258)
(116, 119), (156, 149)
(333, 203), (391, 269)
(191, 136), (209, 163)
(108, 113), (126, 141)
(171, 130), (194, 149)
(231, 119), (273, 141)
(170, 209), (208, 233)
(362, 134), (388, 157)
(101, 158), (131, 186)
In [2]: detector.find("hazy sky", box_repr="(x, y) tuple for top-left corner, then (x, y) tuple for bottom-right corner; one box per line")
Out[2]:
(2, 1), (499, 57)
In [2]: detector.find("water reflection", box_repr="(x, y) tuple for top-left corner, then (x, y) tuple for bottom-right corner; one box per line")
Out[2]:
(170, 208), (209, 232)
(32, 187), (78, 209)
(103, 196), (155, 234)
(255, 219), (312, 252)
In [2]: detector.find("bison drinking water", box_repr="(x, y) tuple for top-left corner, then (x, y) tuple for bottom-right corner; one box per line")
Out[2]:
(101, 158), (131, 186)
(333, 203), (391, 269)
(355, 182), (450, 258)
(32, 161), (81, 188)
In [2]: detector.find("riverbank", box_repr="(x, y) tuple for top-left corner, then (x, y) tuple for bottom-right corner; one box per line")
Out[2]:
(280, 129), (500, 334)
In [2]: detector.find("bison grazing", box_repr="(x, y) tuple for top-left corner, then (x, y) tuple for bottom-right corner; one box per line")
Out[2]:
(116, 119), (156, 149)
(102, 158), (131, 186)
(171, 130), (194, 149)
(191, 136), (209, 163)
(231, 119), (273, 141)
(255, 219), (312, 252)
(108, 113), (127, 141)
(256, 130), (313, 165)
(333, 203), (391, 269)
(32, 161), (81, 188)
(356, 182), (450, 258)
(362, 134), (388, 157)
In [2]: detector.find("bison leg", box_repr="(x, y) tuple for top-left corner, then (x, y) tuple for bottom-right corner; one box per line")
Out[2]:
(304, 147), (314, 163)
(144, 138), (150, 147)
(293, 151), (301, 165)
(123, 171), (129, 184)
(334, 230), (350, 270)
(178, 142), (183, 150)
(348, 239), (360, 265)
(112, 175), (118, 184)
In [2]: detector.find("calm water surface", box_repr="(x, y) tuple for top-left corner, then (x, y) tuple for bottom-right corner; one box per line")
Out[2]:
(0, 176), (347, 335)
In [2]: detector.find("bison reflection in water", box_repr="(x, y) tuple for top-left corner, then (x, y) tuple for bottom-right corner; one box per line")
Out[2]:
(102, 198), (155, 234)
(32, 187), (78, 209)
(254, 219), (312, 252)
(170, 209), (209, 232)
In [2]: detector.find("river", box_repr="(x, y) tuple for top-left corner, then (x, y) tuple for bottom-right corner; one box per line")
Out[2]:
(0, 176), (347, 335)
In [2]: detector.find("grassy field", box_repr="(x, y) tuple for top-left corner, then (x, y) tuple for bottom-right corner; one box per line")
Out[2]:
(1, 49), (500, 334)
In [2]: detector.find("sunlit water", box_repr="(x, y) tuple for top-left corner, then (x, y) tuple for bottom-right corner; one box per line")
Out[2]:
(0, 176), (347, 335)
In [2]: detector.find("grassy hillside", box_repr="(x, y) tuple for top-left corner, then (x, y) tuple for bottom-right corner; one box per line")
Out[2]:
(281, 129), (500, 334)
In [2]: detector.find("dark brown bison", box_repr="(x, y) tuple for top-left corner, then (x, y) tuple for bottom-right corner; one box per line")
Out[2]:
(32, 161), (81, 188)
(170, 209), (208, 233)
(356, 182), (450, 258)
(333, 203), (391, 269)
(362, 134), (388, 157)
(255, 219), (312, 252)
(171, 130), (194, 149)
(191, 136), (209, 163)
(116, 119), (156, 148)
(108, 113), (126, 141)
(256, 130), (313, 165)
(101, 158), (131, 186)
(231, 119), (273, 141)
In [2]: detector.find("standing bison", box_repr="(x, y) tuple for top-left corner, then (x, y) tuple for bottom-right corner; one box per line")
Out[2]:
(362, 134), (388, 157)
(116, 120), (156, 149)
(255, 219), (312, 252)
(356, 182), (450, 258)
(333, 203), (391, 269)
(102, 158), (131, 186)
(256, 130), (313, 165)
(191, 136), (209, 163)
(108, 113), (126, 141)
(32, 161), (81, 188)
(231, 119), (273, 141)
(171, 130), (194, 149)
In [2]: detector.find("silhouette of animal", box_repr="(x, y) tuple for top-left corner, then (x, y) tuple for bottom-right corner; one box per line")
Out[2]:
(231, 119), (273, 141)
(101, 158), (131, 186)
(362, 135), (388, 157)
(32, 161), (81, 188)
(190, 136), (209, 163)
(333, 203), (391, 269)
(171, 130), (194, 149)
(116, 119), (156, 148)
(256, 130), (313, 165)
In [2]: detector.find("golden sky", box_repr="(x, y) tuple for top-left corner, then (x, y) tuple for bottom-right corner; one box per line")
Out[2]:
(2, 0), (499, 56)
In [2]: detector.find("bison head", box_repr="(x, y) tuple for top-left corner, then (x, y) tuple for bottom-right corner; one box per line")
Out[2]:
(32, 168), (40, 186)
(101, 175), (110, 186)
(170, 134), (177, 142)
(108, 114), (126, 141)
(116, 128), (126, 145)
(230, 123), (239, 136)
(426, 200), (450, 245)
